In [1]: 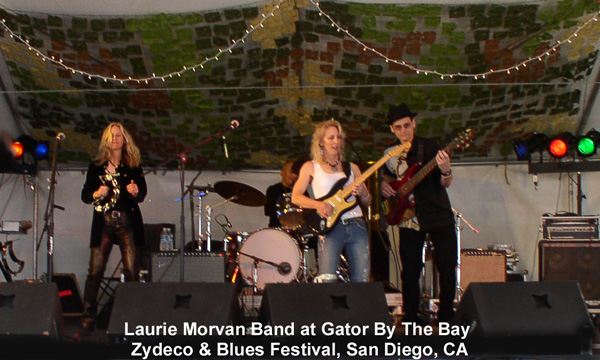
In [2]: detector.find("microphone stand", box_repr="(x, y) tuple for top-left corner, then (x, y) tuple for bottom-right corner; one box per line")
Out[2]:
(145, 122), (238, 282)
(177, 156), (186, 281)
(452, 207), (479, 301)
(41, 137), (63, 283)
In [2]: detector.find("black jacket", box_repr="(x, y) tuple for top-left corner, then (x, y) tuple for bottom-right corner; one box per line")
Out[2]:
(81, 162), (147, 247)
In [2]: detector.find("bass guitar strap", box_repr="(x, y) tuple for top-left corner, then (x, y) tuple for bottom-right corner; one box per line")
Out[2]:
(417, 140), (425, 166)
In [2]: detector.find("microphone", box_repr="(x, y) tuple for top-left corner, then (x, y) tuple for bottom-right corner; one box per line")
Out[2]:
(56, 132), (66, 141)
(230, 119), (240, 129)
(222, 136), (229, 159)
(277, 262), (291, 275)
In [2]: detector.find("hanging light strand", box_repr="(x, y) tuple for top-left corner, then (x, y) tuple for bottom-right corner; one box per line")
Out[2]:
(0, 0), (284, 84)
(0, 0), (597, 83)
(310, 0), (600, 80)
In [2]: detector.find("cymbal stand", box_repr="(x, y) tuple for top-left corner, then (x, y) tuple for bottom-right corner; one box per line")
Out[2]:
(205, 205), (212, 252)
(196, 192), (208, 251)
(298, 237), (313, 283)
(252, 258), (259, 293)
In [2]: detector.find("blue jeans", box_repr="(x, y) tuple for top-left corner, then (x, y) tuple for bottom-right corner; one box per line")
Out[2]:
(318, 217), (370, 282)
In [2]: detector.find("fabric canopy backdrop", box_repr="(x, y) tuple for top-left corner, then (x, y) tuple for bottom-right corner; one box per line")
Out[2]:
(0, 0), (598, 172)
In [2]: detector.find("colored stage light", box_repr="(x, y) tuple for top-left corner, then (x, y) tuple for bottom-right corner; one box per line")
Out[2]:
(512, 133), (548, 161)
(548, 133), (574, 159)
(34, 141), (49, 160)
(576, 129), (600, 157)
(12, 141), (24, 158)
(16, 135), (50, 160)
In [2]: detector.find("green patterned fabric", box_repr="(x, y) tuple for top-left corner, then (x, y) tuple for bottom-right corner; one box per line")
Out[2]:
(0, 0), (597, 169)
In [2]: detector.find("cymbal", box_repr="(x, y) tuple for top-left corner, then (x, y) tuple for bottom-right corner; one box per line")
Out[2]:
(214, 181), (267, 207)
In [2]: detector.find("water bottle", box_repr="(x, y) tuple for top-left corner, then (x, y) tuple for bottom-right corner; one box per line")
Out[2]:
(166, 228), (175, 251)
(159, 227), (169, 251)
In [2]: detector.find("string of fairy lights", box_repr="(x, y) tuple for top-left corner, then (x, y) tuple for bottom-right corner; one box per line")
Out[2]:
(309, 0), (600, 80)
(0, 0), (598, 84)
(0, 0), (286, 84)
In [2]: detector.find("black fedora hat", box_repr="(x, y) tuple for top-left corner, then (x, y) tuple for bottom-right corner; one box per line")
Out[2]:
(387, 103), (417, 125)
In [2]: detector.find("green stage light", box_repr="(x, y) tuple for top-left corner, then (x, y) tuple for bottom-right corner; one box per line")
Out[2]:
(576, 129), (600, 157)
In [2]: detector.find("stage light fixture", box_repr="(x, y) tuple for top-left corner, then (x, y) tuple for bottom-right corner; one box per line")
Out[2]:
(16, 135), (49, 161)
(512, 133), (548, 161)
(33, 141), (49, 160)
(576, 129), (600, 157)
(12, 141), (24, 158)
(548, 132), (575, 159)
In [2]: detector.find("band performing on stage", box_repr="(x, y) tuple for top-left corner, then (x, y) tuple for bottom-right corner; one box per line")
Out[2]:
(2, 104), (597, 358)
(65, 104), (471, 338)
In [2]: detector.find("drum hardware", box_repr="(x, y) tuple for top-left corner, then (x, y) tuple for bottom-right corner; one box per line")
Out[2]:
(238, 228), (301, 291)
(239, 250), (292, 291)
(192, 185), (212, 251)
(336, 254), (350, 282)
(277, 193), (305, 227)
(294, 232), (318, 283)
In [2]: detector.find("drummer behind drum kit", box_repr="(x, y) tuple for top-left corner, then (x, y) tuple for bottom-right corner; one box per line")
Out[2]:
(195, 180), (349, 292)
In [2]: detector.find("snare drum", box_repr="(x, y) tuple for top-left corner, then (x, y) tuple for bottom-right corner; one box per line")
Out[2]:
(238, 228), (302, 290)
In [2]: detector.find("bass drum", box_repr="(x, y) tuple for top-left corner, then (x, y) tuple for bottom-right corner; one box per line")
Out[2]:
(239, 228), (302, 290)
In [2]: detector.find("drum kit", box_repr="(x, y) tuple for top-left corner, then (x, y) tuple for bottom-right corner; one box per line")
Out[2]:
(193, 180), (348, 292)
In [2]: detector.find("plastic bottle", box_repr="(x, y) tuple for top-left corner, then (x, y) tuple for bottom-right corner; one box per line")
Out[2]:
(166, 228), (174, 251)
(159, 227), (169, 251)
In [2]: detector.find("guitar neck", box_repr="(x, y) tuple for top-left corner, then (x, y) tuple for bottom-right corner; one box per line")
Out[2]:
(401, 142), (454, 196)
(338, 151), (396, 200)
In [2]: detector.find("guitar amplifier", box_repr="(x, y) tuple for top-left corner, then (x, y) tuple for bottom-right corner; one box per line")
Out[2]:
(541, 215), (599, 240)
(150, 251), (225, 283)
(460, 249), (506, 291)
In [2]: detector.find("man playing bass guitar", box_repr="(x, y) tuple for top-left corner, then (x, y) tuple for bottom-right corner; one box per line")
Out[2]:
(380, 103), (457, 325)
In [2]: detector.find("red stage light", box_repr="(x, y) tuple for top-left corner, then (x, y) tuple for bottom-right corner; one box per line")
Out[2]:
(548, 138), (568, 158)
(12, 141), (24, 158)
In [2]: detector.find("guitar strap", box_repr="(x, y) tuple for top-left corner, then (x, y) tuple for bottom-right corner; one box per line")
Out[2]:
(342, 161), (363, 217)
(342, 161), (351, 179)
(417, 140), (425, 166)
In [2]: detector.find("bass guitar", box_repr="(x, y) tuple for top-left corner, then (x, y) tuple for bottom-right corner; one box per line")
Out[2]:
(304, 142), (411, 234)
(382, 129), (474, 226)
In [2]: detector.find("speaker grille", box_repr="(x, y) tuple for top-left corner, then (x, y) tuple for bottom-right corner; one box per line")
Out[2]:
(539, 241), (600, 300)
(150, 251), (225, 282)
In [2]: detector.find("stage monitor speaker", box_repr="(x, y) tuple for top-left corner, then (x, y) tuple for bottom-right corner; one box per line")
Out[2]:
(539, 240), (600, 300)
(0, 282), (64, 341)
(453, 281), (593, 355)
(460, 249), (506, 291)
(259, 282), (391, 335)
(107, 282), (241, 343)
(150, 251), (225, 282)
